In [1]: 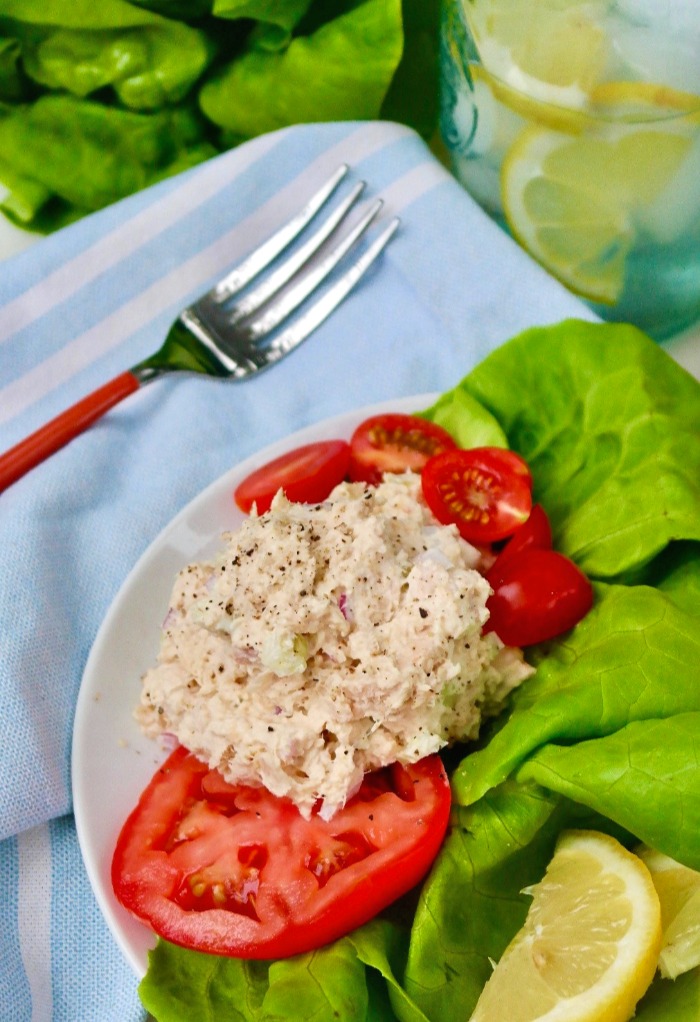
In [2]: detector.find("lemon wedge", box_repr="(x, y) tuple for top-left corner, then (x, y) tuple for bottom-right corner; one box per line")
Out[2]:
(469, 830), (662, 1022)
(500, 93), (696, 303)
(466, 0), (610, 110)
(637, 845), (700, 980)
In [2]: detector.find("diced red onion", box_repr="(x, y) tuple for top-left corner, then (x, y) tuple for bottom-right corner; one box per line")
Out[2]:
(338, 592), (353, 622)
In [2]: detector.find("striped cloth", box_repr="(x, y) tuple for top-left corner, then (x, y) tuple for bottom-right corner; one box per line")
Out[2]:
(0, 120), (593, 1021)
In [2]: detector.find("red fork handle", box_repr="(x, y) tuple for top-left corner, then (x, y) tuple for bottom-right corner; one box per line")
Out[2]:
(0, 370), (141, 493)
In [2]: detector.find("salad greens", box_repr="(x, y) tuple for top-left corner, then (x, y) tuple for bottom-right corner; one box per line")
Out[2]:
(0, 95), (215, 229)
(198, 0), (403, 140)
(138, 320), (700, 1021)
(0, 0), (440, 232)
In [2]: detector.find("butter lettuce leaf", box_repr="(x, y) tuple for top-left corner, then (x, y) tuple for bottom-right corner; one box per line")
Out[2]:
(0, 155), (52, 227)
(139, 922), (415, 1021)
(0, 0), (208, 29)
(419, 387), (508, 449)
(404, 784), (562, 1020)
(347, 921), (430, 1022)
(18, 24), (214, 109)
(0, 94), (216, 217)
(0, 35), (28, 100)
(139, 940), (269, 1021)
(452, 557), (700, 866)
(1, 0), (214, 109)
(128, 0), (213, 16)
(634, 968), (700, 1021)
(518, 712), (700, 869)
(199, 0), (403, 136)
(442, 324), (700, 878)
(213, 0), (314, 33)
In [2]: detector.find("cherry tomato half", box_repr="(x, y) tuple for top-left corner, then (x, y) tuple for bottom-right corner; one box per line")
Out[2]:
(349, 414), (457, 486)
(486, 548), (593, 647)
(112, 746), (451, 960)
(234, 440), (350, 515)
(487, 504), (553, 586)
(475, 446), (533, 489)
(421, 447), (532, 544)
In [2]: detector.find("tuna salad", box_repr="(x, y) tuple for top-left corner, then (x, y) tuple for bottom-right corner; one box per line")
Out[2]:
(136, 473), (532, 819)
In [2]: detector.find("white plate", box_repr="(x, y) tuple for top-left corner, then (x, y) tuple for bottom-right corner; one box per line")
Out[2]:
(72, 393), (438, 977)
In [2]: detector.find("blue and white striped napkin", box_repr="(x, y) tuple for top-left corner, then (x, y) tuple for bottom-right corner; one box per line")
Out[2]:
(0, 120), (594, 1021)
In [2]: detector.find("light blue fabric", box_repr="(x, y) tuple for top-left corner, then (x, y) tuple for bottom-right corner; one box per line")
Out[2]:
(0, 120), (594, 1021)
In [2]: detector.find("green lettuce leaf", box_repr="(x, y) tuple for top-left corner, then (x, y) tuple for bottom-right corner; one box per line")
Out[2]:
(213, 0), (314, 33)
(518, 712), (700, 869)
(347, 921), (430, 1022)
(634, 968), (700, 1021)
(0, 35), (29, 100)
(0, 154), (52, 225)
(17, 24), (214, 109)
(452, 560), (700, 866)
(128, 0), (213, 17)
(139, 921), (422, 1021)
(423, 320), (700, 581)
(419, 387), (508, 449)
(139, 941), (269, 1021)
(0, 0), (196, 30)
(0, 94), (216, 215)
(264, 944), (371, 1019)
(403, 784), (561, 1020)
(199, 0), (403, 137)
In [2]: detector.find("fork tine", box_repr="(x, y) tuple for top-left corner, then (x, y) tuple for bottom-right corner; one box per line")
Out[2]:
(265, 216), (400, 362)
(212, 164), (350, 303)
(241, 197), (385, 342)
(227, 180), (366, 325)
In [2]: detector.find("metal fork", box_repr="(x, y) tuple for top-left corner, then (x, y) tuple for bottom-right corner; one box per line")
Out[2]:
(0, 165), (399, 492)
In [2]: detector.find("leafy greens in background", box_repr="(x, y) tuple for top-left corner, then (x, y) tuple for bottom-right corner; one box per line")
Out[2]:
(136, 320), (700, 1021)
(0, 95), (216, 230)
(199, 0), (404, 140)
(0, 0), (441, 232)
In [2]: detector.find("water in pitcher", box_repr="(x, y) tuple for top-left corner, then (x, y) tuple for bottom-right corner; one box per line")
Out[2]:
(440, 0), (700, 339)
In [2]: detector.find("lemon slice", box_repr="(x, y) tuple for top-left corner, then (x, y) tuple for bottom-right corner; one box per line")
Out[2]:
(591, 80), (700, 120)
(501, 101), (695, 303)
(471, 64), (589, 138)
(466, 0), (610, 110)
(637, 845), (700, 980)
(469, 830), (662, 1022)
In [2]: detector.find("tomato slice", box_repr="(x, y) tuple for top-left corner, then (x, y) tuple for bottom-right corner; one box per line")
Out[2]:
(112, 747), (451, 959)
(421, 447), (532, 543)
(348, 414), (457, 485)
(485, 548), (593, 647)
(234, 440), (350, 515)
(487, 504), (552, 585)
